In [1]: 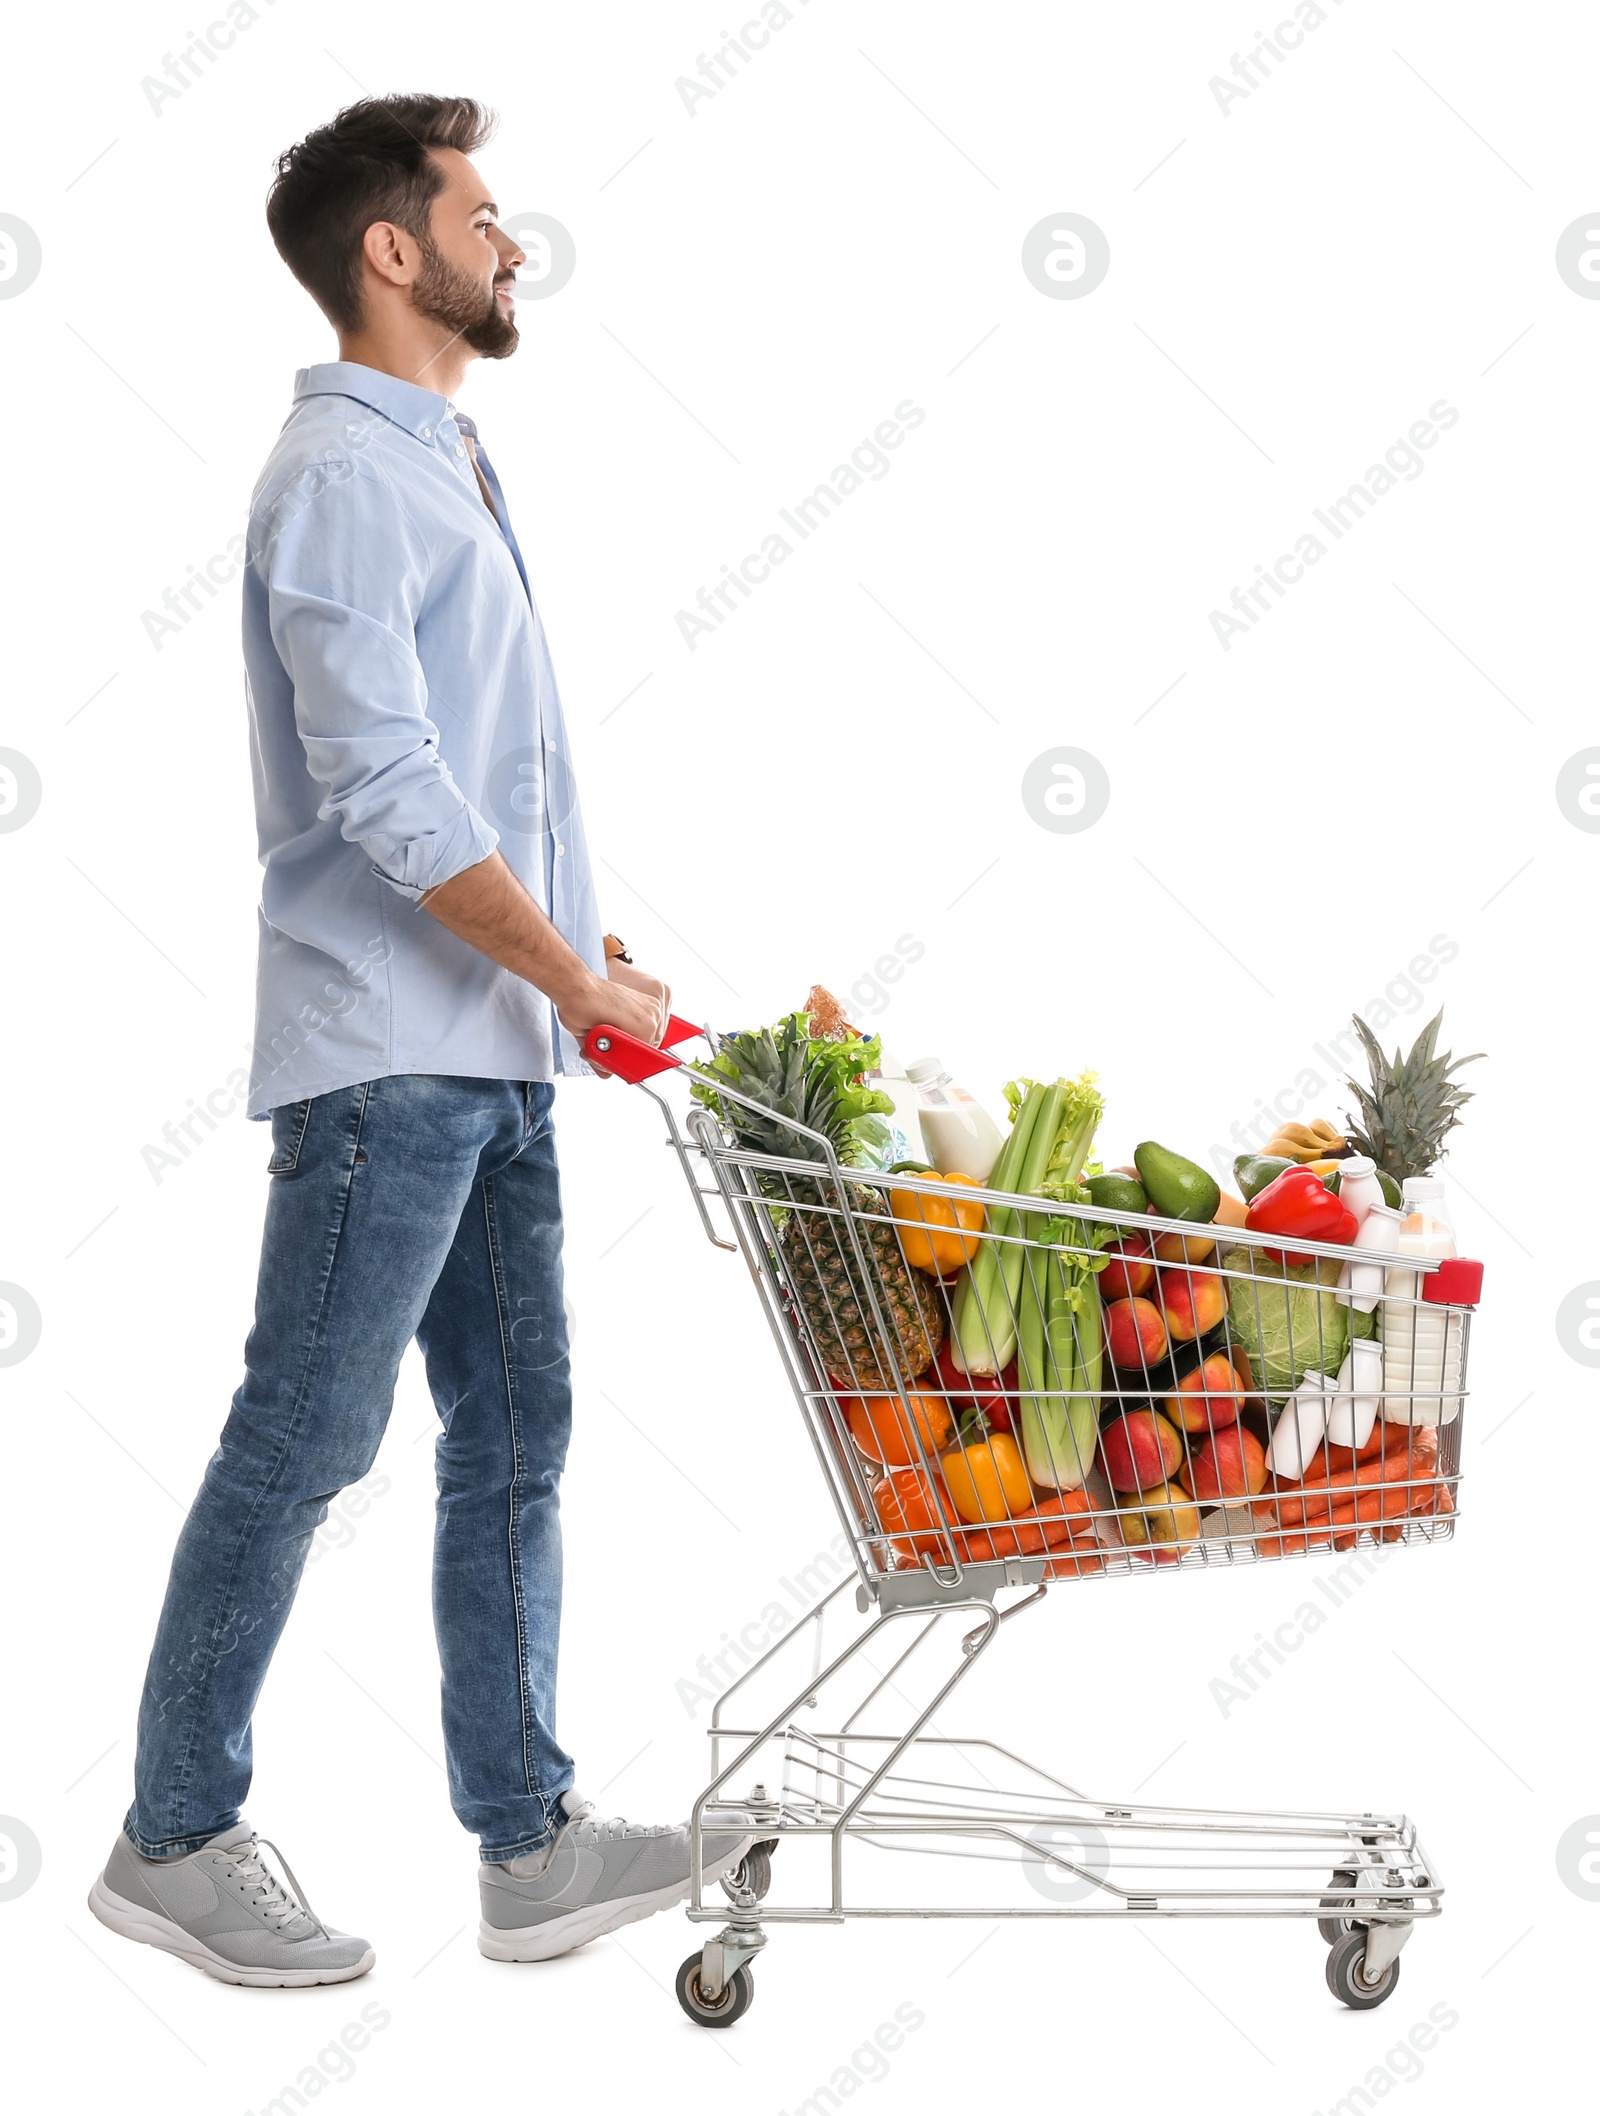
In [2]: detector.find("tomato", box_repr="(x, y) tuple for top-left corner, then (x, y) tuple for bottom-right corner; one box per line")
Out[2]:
(844, 1391), (955, 1467)
(872, 1466), (952, 1562)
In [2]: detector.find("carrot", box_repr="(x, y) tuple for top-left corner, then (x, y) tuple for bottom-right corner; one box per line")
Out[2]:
(1257, 1497), (1364, 1556)
(1323, 1420), (1440, 1472)
(1035, 1491), (1091, 1547)
(1274, 1437), (1439, 1527)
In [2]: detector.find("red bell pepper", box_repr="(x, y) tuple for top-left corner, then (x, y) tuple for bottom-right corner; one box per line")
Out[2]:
(1244, 1166), (1359, 1264)
(930, 1344), (1016, 1430)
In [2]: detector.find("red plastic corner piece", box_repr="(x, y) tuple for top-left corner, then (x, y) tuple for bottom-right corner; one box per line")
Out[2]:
(583, 1016), (705, 1085)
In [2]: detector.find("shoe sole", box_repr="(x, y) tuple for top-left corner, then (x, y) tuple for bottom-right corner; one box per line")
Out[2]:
(87, 1874), (375, 1988)
(478, 1838), (756, 1964)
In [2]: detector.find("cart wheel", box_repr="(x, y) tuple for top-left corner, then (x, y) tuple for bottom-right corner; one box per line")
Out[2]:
(721, 1845), (773, 1902)
(676, 1952), (755, 2027)
(1318, 1869), (1363, 1945)
(1325, 1931), (1400, 2010)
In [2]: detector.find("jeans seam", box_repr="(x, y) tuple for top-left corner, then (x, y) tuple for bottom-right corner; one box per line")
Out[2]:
(480, 1173), (539, 1801)
(156, 1080), (372, 1840)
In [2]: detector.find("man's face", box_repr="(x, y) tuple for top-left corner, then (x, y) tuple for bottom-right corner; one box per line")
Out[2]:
(410, 147), (524, 360)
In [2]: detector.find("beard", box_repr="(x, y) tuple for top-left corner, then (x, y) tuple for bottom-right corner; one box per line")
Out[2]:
(411, 233), (519, 360)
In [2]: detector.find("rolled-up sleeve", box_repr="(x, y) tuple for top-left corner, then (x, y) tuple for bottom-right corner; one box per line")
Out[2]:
(256, 454), (499, 902)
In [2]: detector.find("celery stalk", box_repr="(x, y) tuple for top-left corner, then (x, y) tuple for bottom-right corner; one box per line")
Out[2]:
(1017, 1072), (1111, 1484)
(1020, 1244), (1102, 1490)
(949, 1081), (1046, 1374)
(952, 1072), (1106, 1379)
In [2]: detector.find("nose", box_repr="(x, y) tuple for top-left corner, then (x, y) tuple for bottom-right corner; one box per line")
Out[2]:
(491, 223), (525, 278)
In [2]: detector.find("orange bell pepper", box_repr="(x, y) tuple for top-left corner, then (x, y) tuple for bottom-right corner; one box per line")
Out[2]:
(940, 1430), (1034, 1524)
(889, 1172), (984, 1276)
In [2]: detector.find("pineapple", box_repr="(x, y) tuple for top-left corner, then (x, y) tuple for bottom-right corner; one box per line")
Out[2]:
(1341, 1010), (1482, 1184)
(694, 1012), (943, 1388)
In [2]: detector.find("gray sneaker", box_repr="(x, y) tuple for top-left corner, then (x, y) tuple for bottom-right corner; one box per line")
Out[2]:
(478, 1791), (755, 1962)
(89, 1825), (374, 1987)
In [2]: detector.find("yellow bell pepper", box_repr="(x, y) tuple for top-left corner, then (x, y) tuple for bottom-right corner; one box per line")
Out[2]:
(940, 1431), (1034, 1524)
(889, 1171), (984, 1276)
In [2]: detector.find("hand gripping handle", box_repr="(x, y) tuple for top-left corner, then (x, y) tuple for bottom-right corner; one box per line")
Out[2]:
(582, 1015), (706, 1084)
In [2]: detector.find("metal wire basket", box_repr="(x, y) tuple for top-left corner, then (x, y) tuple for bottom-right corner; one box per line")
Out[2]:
(594, 1019), (1466, 1602)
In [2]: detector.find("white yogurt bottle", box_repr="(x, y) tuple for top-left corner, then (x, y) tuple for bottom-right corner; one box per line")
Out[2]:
(1332, 1154), (1387, 1226)
(905, 1056), (1004, 1182)
(1337, 1201), (1404, 1313)
(1326, 1338), (1384, 1450)
(1268, 1370), (1336, 1479)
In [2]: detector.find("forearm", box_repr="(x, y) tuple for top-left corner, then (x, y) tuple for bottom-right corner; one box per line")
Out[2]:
(420, 851), (597, 1013)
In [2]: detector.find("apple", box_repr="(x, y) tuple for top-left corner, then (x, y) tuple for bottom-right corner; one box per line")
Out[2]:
(1099, 1236), (1156, 1302)
(1098, 1408), (1184, 1494)
(1104, 1296), (1169, 1370)
(1153, 1226), (1218, 1266)
(1166, 1353), (1243, 1434)
(1181, 1424), (1269, 1503)
(1119, 1480), (1201, 1561)
(1160, 1268), (1227, 1343)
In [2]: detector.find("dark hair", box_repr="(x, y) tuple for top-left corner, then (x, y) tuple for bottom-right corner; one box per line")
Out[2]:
(266, 95), (496, 333)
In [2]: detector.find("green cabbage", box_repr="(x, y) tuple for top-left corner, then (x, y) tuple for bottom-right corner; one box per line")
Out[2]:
(1221, 1248), (1351, 1401)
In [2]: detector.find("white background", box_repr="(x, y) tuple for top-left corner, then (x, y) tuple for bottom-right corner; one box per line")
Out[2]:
(0, 1), (1591, 2109)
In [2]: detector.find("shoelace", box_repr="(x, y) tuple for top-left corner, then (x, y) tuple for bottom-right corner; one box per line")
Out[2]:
(565, 1805), (671, 1846)
(223, 1836), (328, 1938)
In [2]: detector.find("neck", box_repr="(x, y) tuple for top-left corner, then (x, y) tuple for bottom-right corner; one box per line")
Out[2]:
(335, 322), (475, 403)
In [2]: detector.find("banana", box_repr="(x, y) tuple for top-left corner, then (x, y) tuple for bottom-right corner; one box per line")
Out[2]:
(1264, 1117), (1347, 1163)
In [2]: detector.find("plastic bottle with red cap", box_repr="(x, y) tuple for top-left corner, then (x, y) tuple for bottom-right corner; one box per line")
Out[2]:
(1380, 1180), (1482, 1425)
(1421, 1254), (1482, 1424)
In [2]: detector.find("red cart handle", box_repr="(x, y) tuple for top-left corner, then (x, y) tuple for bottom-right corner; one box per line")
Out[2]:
(583, 1015), (706, 1084)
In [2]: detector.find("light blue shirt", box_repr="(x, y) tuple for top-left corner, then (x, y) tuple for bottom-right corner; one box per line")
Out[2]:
(241, 360), (603, 1116)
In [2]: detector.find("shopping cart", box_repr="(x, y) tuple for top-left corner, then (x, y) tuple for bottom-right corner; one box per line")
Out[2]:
(585, 1018), (1466, 2027)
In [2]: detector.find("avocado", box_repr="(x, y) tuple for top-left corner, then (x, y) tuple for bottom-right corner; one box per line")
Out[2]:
(1375, 1169), (1402, 1209)
(1086, 1172), (1147, 1216)
(1233, 1152), (1295, 1201)
(1321, 1169), (1341, 1194)
(1135, 1141), (1221, 1223)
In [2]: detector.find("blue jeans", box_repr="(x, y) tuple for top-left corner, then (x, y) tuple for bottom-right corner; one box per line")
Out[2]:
(126, 1076), (575, 1864)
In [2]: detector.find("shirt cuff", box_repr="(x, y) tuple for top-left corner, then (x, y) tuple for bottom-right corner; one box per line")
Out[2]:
(368, 802), (500, 903)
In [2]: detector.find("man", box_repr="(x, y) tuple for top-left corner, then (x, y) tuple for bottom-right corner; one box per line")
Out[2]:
(89, 93), (750, 1986)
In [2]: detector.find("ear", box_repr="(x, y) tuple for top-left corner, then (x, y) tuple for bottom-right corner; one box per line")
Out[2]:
(360, 217), (418, 291)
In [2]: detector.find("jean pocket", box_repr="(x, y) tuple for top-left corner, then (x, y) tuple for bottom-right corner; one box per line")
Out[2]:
(266, 1098), (313, 1174)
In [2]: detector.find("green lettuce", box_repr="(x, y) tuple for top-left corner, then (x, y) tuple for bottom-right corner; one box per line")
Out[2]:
(1221, 1247), (1351, 1401)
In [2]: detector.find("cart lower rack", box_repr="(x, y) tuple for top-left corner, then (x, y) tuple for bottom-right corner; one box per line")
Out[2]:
(585, 1019), (1462, 2026)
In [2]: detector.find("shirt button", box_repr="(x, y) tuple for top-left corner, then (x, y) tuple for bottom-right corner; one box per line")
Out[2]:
(421, 425), (433, 439)
(556, 842), (566, 856)
(455, 444), (465, 457)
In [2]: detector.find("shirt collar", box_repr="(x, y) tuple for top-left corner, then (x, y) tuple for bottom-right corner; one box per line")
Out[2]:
(292, 360), (458, 441)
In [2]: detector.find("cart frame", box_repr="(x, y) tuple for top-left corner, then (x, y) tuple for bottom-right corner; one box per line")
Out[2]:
(583, 1019), (1456, 2025)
